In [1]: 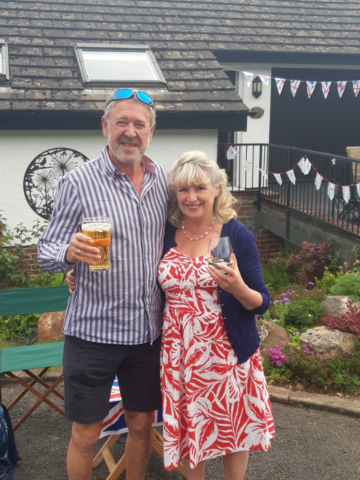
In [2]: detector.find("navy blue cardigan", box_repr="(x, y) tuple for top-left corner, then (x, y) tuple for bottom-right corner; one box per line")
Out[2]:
(162, 218), (270, 364)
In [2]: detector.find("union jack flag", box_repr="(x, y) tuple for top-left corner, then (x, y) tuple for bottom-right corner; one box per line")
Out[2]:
(259, 75), (269, 87)
(243, 71), (254, 87)
(100, 377), (163, 439)
(306, 81), (316, 98)
(275, 78), (285, 95)
(353, 80), (360, 97)
(321, 81), (331, 99)
(290, 80), (301, 97)
(337, 81), (347, 98)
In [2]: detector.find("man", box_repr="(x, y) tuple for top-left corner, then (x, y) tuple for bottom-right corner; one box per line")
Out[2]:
(38, 89), (168, 480)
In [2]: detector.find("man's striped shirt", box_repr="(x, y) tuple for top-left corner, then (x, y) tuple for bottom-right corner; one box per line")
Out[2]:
(38, 147), (168, 345)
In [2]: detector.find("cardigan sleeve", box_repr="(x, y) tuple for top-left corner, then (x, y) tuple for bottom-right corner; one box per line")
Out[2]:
(233, 224), (270, 315)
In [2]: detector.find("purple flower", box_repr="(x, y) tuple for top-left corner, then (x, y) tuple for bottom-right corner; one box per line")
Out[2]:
(309, 344), (313, 348)
(304, 289), (309, 292)
(281, 293), (287, 297)
(275, 361), (282, 367)
(283, 298), (290, 304)
(273, 300), (280, 304)
(308, 282), (314, 286)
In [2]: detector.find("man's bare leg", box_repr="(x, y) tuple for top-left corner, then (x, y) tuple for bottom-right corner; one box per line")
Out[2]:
(67, 421), (103, 480)
(123, 410), (153, 480)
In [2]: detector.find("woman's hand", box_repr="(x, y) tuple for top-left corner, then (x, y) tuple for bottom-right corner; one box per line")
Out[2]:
(66, 270), (77, 294)
(208, 253), (263, 310)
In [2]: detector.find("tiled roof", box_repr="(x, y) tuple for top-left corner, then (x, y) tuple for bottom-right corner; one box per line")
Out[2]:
(1, 0), (359, 116)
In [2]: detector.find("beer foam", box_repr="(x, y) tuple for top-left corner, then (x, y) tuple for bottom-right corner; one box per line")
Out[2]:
(82, 223), (111, 232)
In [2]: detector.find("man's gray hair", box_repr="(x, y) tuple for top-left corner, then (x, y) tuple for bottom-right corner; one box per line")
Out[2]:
(103, 93), (156, 127)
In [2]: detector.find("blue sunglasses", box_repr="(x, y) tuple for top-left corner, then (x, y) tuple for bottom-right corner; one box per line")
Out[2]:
(111, 88), (153, 107)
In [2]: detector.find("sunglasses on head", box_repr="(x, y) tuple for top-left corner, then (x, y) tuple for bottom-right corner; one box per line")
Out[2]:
(110, 88), (153, 107)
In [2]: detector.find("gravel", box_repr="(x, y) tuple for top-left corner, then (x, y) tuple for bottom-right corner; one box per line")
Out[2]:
(3, 372), (360, 480)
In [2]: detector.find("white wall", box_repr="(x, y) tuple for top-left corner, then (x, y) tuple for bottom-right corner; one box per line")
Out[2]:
(0, 129), (217, 232)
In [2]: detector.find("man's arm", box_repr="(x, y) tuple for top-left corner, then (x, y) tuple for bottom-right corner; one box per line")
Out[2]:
(37, 176), (100, 272)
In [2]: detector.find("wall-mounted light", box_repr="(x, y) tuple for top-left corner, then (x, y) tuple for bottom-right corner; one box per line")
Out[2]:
(252, 76), (262, 98)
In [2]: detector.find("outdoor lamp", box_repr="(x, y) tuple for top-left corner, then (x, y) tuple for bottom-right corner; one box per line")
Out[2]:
(252, 76), (262, 98)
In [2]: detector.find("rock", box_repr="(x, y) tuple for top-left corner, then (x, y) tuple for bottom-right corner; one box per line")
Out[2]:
(257, 319), (291, 363)
(295, 383), (305, 391)
(37, 311), (65, 343)
(322, 296), (353, 317)
(300, 326), (357, 360)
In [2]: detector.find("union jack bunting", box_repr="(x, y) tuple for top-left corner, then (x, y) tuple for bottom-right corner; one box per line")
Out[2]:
(357, 183), (360, 198)
(243, 71), (254, 87)
(273, 173), (282, 185)
(259, 168), (268, 181)
(298, 156), (312, 175)
(306, 81), (316, 98)
(275, 78), (285, 95)
(353, 80), (360, 97)
(327, 182), (336, 201)
(244, 159), (252, 172)
(286, 169), (296, 185)
(259, 75), (270, 87)
(226, 146), (237, 160)
(337, 81), (347, 98)
(315, 173), (323, 191)
(342, 186), (351, 204)
(290, 80), (301, 97)
(100, 377), (163, 438)
(321, 82), (331, 99)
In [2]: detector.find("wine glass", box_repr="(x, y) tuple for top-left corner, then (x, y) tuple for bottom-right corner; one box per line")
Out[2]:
(208, 237), (234, 270)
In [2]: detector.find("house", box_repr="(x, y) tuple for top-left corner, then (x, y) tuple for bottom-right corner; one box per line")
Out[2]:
(1, 0), (359, 235)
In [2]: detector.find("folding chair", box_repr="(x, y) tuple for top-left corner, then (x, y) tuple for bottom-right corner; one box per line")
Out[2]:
(93, 379), (185, 479)
(0, 286), (70, 430)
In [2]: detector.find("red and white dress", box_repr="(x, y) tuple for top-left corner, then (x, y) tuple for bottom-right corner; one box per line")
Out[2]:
(158, 248), (275, 471)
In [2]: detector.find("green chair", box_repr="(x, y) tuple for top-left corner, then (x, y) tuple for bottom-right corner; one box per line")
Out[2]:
(0, 286), (70, 430)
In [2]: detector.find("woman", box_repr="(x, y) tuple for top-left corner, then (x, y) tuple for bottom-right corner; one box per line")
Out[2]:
(158, 151), (274, 479)
(66, 151), (275, 479)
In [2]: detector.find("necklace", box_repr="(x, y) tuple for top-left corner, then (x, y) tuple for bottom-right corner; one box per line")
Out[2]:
(181, 216), (216, 241)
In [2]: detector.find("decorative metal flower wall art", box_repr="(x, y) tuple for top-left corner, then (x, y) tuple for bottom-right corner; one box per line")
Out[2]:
(24, 147), (88, 220)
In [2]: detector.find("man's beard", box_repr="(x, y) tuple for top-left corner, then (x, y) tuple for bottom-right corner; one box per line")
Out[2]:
(108, 136), (149, 166)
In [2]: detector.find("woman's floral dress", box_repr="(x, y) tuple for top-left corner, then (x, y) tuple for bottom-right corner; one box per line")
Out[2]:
(158, 248), (275, 471)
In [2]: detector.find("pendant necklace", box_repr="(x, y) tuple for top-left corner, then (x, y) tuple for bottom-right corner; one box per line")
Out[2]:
(181, 216), (216, 241)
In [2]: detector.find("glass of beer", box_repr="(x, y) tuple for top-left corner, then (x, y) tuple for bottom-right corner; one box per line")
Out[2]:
(208, 237), (234, 271)
(82, 216), (112, 271)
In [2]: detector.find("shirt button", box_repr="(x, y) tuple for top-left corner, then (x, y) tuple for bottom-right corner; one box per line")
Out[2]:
(221, 304), (224, 307)
(223, 317), (226, 320)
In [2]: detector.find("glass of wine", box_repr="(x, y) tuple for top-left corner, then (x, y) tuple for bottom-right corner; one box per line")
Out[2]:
(208, 237), (234, 271)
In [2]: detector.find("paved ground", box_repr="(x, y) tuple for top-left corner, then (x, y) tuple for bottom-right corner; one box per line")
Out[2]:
(4, 375), (360, 480)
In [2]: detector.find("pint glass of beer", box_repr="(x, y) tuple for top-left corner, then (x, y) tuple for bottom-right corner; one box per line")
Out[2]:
(82, 216), (111, 271)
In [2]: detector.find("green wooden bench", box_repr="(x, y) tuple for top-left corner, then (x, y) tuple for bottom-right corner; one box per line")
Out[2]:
(0, 286), (70, 430)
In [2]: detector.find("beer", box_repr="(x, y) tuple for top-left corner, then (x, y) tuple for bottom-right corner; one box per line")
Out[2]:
(82, 217), (111, 271)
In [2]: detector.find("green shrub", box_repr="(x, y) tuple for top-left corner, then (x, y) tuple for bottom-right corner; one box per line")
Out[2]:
(264, 302), (288, 328)
(314, 267), (338, 294)
(0, 314), (40, 345)
(329, 273), (360, 302)
(284, 299), (324, 329)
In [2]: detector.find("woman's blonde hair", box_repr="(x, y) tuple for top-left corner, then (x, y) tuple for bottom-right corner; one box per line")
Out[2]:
(167, 150), (238, 227)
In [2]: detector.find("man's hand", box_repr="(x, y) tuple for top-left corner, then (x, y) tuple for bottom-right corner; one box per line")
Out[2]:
(65, 233), (101, 266)
(66, 270), (77, 294)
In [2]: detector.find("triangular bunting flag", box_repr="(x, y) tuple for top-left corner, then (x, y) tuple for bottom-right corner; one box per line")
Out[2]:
(337, 81), (347, 98)
(275, 78), (285, 95)
(321, 81), (331, 99)
(259, 168), (268, 181)
(306, 81), (316, 98)
(286, 169), (296, 185)
(243, 71), (254, 87)
(273, 173), (282, 185)
(259, 75), (269, 87)
(244, 160), (252, 172)
(353, 80), (360, 97)
(327, 182), (335, 201)
(315, 173), (323, 190)
(290, 80), (301, 97)
(298, 156), (312, 175)
(342, 186), (351, 204)
(226, 146), (237, 160)
(357, 183), (360, 198)
(331, 158), (336, 165)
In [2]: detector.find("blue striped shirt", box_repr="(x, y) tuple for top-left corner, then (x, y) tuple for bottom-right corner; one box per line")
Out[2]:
(38, 147), (168, 345)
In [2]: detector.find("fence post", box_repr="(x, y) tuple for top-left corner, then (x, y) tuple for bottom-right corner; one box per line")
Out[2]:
(285, 151), (291, 247)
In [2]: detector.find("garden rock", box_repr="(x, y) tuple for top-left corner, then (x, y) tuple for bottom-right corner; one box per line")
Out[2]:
(37, 311), (65, 342)
(322, 296), (353, 317)
(257, 319), (291, 363)
(300, 326), (357, 360)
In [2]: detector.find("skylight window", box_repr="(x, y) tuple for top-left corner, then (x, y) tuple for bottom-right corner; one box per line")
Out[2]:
(75, 43), (165, 85)
(0, 40), (9, 81)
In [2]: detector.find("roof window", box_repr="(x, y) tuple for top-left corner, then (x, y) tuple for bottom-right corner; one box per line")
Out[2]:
(0, 40), (9, 82)
(75, 43), (165, 86)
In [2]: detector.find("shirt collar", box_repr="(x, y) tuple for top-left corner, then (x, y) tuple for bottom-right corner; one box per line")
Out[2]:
(100, 147), (156, 176)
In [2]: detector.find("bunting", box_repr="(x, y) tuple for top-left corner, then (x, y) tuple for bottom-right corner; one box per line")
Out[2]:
(225, 145), (358, 205)
(306, 81), (316, 99)
(241, 72), (360, 99)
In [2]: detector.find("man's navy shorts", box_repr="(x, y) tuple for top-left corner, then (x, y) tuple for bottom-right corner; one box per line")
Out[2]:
(63, 335), (162, 424)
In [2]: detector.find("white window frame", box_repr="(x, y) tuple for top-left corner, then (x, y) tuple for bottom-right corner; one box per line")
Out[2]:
(75, 43), (166, 86)
(0, 40), (9, 82)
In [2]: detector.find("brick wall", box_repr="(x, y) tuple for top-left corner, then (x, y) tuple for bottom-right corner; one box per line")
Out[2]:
(233, 192), (285, 261)
(23, 247), (40, 274)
